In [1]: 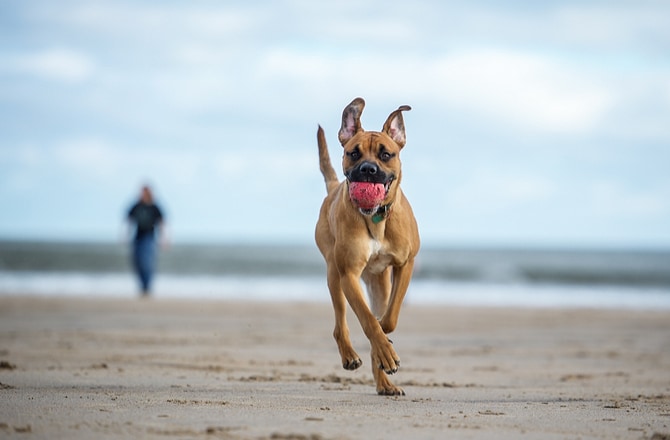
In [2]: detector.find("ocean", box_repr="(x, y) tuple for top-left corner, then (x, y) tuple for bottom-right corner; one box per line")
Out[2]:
(1, 240), (669, 309)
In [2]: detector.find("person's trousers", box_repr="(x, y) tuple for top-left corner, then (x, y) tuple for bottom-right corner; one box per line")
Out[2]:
(133, 236), (156, 294)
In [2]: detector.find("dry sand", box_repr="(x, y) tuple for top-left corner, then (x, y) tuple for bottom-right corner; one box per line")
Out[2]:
(1, 295), (669, 439)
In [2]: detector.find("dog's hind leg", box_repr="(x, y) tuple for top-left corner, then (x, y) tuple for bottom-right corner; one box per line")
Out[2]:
(380, 258), (415, 334)
(327, 264), (362, 370)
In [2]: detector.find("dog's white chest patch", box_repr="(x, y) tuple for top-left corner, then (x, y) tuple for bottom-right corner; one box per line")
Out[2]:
(369, 239), (382, 256)
(366, 239), (392, 274)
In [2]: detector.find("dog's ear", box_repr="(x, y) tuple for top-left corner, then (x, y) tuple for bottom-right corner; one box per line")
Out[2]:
(382, 105), (411, 149)
(338, 97), (365, 146)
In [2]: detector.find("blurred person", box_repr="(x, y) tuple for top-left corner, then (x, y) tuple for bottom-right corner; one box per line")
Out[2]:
(126, 185), (165, 296)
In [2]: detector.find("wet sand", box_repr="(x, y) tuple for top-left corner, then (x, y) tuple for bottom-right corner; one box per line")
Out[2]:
(1, 295), (669, 439)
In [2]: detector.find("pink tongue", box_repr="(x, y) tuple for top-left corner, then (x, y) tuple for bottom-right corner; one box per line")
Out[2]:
(349, 182), (386, 209)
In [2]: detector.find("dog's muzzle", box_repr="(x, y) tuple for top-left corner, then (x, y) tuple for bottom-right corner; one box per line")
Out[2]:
(346, 161), (387, 184)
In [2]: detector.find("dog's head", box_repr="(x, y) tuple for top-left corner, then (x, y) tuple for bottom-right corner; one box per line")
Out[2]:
(338, 97), (411, 215)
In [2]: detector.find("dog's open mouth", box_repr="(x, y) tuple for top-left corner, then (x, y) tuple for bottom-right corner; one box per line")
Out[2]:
(348, 179), (393, 214)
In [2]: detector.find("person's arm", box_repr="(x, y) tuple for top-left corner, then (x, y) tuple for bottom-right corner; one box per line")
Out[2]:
(125, 205), (137, 243)
(155, 207), (169, 249)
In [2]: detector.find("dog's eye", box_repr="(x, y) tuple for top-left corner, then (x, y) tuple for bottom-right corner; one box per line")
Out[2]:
(347, 150), (361, 161)
(379, 151), (394, 162)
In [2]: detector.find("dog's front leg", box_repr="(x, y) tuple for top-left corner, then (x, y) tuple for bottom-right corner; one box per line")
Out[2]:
(372, 353), (405, 396)
(326, 263), (362, 370)
(341, 271), (404, 396)
(340, 272), (400, 376)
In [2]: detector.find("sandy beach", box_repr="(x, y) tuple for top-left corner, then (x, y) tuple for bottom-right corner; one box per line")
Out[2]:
(1, 295), (669, 439)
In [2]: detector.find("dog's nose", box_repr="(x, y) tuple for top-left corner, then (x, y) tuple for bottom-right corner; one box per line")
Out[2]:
(359, 162), (378, 175)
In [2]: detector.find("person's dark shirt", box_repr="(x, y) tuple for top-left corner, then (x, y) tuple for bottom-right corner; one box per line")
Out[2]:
(128, 202), (163, 241)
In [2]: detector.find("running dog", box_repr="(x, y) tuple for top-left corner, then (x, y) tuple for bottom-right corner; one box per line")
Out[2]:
(315, 97), (420, 395)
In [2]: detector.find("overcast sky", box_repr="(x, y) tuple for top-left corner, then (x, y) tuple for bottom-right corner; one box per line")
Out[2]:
(1, 0), (669, 247)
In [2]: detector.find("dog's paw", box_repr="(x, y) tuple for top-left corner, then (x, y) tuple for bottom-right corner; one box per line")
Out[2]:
(378, 359), (400, 375)
(343, 357), (363, 370)
(377, 384), (405, 396)
(372, 339), (400, 375)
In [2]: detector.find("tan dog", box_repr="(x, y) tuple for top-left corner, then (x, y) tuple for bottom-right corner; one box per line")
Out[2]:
(315, 97), (420, 395)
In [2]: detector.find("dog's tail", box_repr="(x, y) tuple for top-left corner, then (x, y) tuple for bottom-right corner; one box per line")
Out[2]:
(317, 125), (339, 192)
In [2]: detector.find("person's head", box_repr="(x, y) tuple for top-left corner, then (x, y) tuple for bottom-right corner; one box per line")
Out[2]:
(140, 185), (154, 204)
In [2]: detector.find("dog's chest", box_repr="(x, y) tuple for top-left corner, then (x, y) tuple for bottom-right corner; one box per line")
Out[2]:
(365, 239), (393, 274)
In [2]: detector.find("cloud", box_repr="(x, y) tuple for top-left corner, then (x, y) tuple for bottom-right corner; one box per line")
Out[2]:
(259, 47), (614, 134)
(436, 50), (614, 133)
(588, 181), (670, 219)
(445, 169), (559, 215)
(554, 5), (670, 52)
(3, 49), (94, 82)
(59, 3), (263, 41)
(3, 136), (318, 194)
(56, 140), (123, 176)
(53, 140), (208, 187)
(13, 2), (660, 139)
